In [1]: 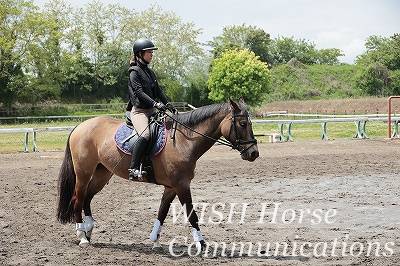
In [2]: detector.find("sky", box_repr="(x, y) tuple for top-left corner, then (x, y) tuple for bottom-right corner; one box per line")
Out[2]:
(33, 0), (400, 64)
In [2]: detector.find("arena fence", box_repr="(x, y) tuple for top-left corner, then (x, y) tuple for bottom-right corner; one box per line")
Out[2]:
(2, 116), (400, 152)
(253, 116), (400, 142)
(0, 127), (75, 152)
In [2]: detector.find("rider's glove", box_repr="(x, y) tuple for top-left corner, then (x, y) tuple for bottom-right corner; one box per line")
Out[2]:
(165, 103), (177, 114)
(155, 102), (167, 112)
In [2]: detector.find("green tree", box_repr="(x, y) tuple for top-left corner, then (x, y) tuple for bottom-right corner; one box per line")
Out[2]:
(269, 36), (344, 66)
(138, 6), (203, 83)
(0, 0), (40, 107)
(184, 56), (212, 107)
(60, 5), (96, 101)
(58, 3), (204, 103)
(355, 34), (400, 97)
(317, 48), (344, 65)
(0, 0), (65, 106)
(0, 1), (207, 106)
(162, 79), (183, 102)
(208, 24), (271, 63)
(245, 28), (271, 63)
(389, 70), (400, 95)
(357, 34), (400, 70)
(24, 0), (73, 104)
(78, 4), (203, 103)
(207, 49), (270, 106)
(269, 36), (318, 65)
(354, 63), (390, 97)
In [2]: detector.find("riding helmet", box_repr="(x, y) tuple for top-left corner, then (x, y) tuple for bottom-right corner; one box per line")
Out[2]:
(133, 39), (158, 54)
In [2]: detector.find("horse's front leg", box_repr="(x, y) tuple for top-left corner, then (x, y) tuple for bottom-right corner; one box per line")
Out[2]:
(175, 184), (206, 250)
(150, 186), (176, 248)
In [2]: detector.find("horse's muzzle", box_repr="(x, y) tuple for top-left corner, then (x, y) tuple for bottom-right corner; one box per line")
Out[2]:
(241, 147), (259, 162)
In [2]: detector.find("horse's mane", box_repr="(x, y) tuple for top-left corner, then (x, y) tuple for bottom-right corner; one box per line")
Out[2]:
(174, 103), (230, 127)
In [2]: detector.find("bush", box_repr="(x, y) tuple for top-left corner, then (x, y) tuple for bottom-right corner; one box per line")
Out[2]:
(207, 49), (270, 106)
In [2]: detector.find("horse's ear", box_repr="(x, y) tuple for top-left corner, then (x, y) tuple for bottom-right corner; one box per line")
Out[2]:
(229, 98), (241, 113)
(238, 96), (245, 106)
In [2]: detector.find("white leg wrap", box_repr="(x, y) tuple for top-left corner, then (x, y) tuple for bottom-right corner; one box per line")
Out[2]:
(191, 228), (204, 242)
(76, 222), (85, 231)
(192, 228), (204, 251)
(76, 223), (89, 247)
(84, 216), (94, 239)
(149, 219), (162, 242)
(84, 216), (94, 232)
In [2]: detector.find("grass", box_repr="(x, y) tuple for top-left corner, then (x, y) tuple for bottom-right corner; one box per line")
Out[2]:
(0, 121), (79, 153)
(0, 118), (393, 153)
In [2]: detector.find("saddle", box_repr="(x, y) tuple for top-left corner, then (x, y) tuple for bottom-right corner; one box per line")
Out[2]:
(113, 112), (167, 184)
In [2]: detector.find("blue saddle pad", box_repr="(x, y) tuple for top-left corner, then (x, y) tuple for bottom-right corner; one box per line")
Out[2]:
(114, 122), (166, 156)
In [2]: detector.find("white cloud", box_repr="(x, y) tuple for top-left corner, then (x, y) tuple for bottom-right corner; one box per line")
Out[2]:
(339, 39), (366, 64)
(316, 27), (353, 43)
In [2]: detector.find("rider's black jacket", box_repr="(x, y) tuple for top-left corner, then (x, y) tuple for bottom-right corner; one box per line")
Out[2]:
(126, 61), (169, 111)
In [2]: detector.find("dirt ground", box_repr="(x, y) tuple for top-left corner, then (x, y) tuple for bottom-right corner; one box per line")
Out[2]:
(1, 138), (400, 266)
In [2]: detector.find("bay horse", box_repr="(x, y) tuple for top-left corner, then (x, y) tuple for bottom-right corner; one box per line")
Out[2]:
(56, 98), (259, 249)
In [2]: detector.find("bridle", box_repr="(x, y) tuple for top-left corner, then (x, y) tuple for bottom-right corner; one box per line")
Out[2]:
(164, 110), (257, 154)
(229, 111), (258, 154)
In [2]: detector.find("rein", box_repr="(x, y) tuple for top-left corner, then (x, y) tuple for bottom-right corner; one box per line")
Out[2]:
(164, 110), (257, 154)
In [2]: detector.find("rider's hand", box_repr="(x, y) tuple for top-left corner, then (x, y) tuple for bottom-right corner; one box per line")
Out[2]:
(155, 102), (167, 112)
(166, 103), (177, 114)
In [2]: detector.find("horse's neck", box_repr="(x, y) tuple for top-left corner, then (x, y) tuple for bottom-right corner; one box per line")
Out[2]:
(179, 111), (228, 160)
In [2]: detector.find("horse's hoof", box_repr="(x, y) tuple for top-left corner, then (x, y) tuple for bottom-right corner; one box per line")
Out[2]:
(152, 245), (163, 251)
(79, 238), (90, 247)
(86, 229), (93, 242)
(152, 239), (162, 249)
(77, 229), (90, 247)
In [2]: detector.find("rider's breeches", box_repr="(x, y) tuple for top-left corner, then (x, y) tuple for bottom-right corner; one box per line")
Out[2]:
(130, 107), (154, 140)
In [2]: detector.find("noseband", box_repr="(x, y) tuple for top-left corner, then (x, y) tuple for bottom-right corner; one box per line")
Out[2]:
(230, 111), (258, 154)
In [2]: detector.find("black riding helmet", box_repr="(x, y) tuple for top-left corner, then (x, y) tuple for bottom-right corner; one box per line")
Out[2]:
(133, 38), (158, 54)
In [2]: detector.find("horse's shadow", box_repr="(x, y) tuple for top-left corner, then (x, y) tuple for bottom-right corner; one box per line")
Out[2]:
(91, 242), (309, 262)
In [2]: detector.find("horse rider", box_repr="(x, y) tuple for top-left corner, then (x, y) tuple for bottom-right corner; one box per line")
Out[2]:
(126, 38), (176, 180)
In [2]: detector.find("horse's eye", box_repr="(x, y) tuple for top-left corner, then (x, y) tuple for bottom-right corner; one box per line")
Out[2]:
(239, 121), (247, 127)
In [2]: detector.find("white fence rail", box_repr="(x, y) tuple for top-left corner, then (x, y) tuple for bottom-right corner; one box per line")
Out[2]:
(0, 126), (75, 152)
(253, 116), (400, 141)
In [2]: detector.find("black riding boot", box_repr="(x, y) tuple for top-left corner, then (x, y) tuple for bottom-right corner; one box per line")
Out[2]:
(129, 136), (149, 180)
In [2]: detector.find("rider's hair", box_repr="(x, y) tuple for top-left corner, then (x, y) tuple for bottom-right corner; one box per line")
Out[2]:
(129, 55), (137, 66)
(130, 51), (146, 66)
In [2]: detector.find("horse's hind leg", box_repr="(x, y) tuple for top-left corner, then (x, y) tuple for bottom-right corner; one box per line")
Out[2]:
(72, 159), (97, 247)
(83, 164), (112, 242)
(150, 186), (176, 248)
(72, 174), (92, 247)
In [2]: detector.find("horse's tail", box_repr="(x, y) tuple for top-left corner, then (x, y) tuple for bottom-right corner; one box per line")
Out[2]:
(57, 130), (76, 224)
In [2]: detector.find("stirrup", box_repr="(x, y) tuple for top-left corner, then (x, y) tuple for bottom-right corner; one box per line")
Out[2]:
(129, 167), (147, 181)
